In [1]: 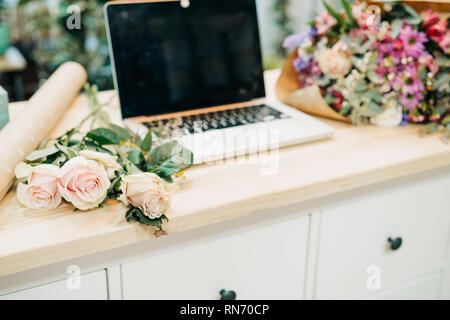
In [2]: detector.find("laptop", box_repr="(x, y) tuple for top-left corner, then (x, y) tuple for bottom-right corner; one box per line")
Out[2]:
(104, 0), (333, 164)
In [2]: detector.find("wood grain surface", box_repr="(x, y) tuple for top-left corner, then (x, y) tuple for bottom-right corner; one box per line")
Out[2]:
(0, 70), (449, 277)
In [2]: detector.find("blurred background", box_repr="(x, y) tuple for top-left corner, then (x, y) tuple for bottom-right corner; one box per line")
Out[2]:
(0, 0), (328, 102)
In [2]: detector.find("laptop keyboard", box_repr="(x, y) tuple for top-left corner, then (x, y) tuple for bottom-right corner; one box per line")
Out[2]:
(143, 104), (291, 134)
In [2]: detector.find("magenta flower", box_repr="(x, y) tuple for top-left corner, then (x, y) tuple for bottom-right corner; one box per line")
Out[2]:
(399, 25), (428, 58)
(400, 91), (423, 110)
(403, 77), (424, 95)
(402, 65), (424, 95)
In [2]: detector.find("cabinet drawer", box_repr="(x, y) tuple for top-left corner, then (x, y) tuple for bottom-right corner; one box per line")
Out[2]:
(122, 215), (309, 300)
(316, 173), (450, 299)
(0, 270), (108, 300)
(367, 272), (443, 300)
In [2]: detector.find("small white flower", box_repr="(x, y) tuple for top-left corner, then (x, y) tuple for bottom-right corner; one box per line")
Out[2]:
(371, 105), (403, 127)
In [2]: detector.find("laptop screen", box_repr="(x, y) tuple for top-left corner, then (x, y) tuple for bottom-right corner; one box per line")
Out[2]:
(106, 0), (266, 119)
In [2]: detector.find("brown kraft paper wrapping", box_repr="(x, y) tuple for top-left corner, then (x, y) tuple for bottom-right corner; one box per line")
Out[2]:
(0, 62), (87, 202)
(275, 51), (351, 123)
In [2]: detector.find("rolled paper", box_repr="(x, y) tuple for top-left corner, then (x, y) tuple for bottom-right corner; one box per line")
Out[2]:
(275, 51), (351, 123)
(0, 62), (87, 202)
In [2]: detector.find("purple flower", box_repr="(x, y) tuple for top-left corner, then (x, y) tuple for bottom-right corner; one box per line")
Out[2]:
(399, 25), (428, 58)
(402, 76), (424, 95)
(294, 56), (311, 72)
(377, 42), (402, 64)
(283, 33), (308, 49)
(400, 91), (424, 110)
(400, 113), (409, 126)
(283, 28), (316, 49)
(400, 65), (424, 95)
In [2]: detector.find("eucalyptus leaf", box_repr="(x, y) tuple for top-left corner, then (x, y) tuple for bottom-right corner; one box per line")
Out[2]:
(361, 102), (383, 117)
(434, 74), (450, 90)
(404, 5), (421, 25)
(391, 19), (403, 39)
(26, 145), (59, 162)
(56, 143), (78, 159)
(354, 80), (368, 93)
(364, 89), (383, 103)
(367, 71), (380, 84)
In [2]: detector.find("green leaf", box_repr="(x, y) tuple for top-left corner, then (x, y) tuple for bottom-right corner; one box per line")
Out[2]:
(127, 149), (144, 166)
(109, 124), (131, 141)
(341, 0), (356, 27)
(56, 143), (78, 159)
(147, 142), (193, 179)
(37, 138), (51, 150)
(354, 79), (368, 93)
(84, 140), (115, 155)
(434, 73), (450, 90)
(86, 128), (123, 145)
(26, 145), (59, 162)
(367, 71), (380, 84)
(349, 93), (361, 108)
(404, 5), (421, 25)
(339, 107), (351, 116)
(139, 131), (153, 152)
(122, 159), (143, 175)
(322, 0), (346, 29)
(107, 174), (122, 200)
(364, 89), (383, 103)
(361, 102), (383, 117)
(391, 19), (403, 39)
(126, 207), (169, 230)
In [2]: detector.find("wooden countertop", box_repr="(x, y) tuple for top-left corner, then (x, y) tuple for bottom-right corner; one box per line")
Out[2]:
(1, 70), (449, 277)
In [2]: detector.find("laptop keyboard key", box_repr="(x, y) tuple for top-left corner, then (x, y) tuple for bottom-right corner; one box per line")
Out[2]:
(142, 104), (291, 134)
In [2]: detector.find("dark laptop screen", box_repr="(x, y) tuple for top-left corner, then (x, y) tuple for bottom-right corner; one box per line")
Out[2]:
(106, 0), (266, 119)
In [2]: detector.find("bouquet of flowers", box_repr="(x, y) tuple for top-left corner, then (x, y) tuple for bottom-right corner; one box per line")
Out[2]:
(277, 0), (450, 139)
(14, 85), (193, 234)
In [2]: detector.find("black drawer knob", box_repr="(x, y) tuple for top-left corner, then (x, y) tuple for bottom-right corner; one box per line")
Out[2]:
(220, 289), (237, 300)
(388, 237), (403, 251)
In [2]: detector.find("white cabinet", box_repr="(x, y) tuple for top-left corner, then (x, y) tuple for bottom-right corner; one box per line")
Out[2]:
(367, 273), (443, 300)
(121, 215), (310, 300)
(315, 173), (450, 299)
(0, 270), (108, 300)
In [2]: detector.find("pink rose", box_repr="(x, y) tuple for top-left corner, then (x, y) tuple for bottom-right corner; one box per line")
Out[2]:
(57, 156), (111, 210)
(119, 173), (170, 219)
(352, 2), (377, 29)
(418, 54), (439, 77)
(15, 162), (62, 210)
(439, 31), (450, 54)
(316, 48), (352, 79)
(421, 9), (440, 30)
(315, 12), (337, 35)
